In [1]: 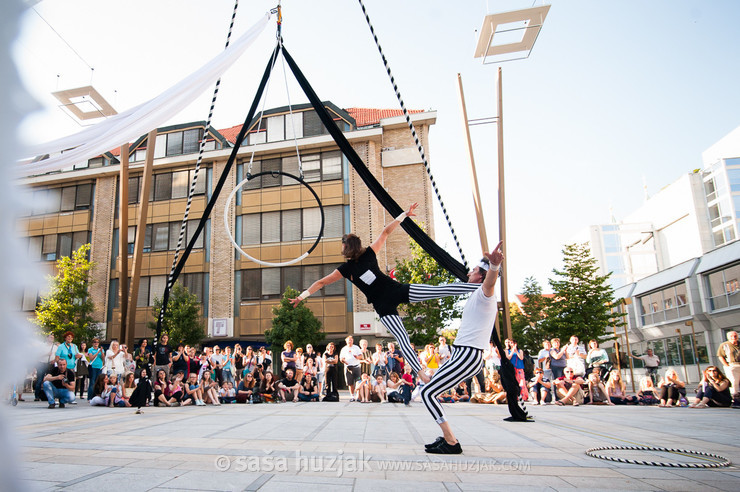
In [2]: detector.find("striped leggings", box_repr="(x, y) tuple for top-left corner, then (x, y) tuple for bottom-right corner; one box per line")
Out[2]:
(421, 345), (483, 424)
(379, 283), (480, 374)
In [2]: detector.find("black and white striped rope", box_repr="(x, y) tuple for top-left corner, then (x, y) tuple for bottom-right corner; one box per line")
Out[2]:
(586, 445), (731, 468)
(356, 0), (468, 271)
(161, 0), (240, 323)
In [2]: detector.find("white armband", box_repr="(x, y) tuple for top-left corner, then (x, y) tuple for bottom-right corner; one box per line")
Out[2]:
(490, 264), (501, 272)
(299, 290), (311, 300)
(395, 212), (407, 222)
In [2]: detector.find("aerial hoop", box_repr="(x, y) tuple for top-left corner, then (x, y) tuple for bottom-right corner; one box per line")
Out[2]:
(224, 170), (324, 267)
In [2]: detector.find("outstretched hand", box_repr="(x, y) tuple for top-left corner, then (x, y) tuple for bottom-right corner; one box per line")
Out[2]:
(406, 202), (418, 218)
(483, 240), (504, 268)
(288, 297), (302, 308)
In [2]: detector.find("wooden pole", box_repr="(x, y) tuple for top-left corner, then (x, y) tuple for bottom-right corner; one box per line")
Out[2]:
(624, 329), (636, 393)
(687, 320), (702, 377)
(496, 67), (512, 341)
(456, 73), (489, 253)
(126, 130), (157, 351)
(118, 143), (129, 342)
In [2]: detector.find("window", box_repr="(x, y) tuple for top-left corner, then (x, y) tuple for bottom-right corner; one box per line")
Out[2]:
(28, 184), (94, 216)
(148, 276), (167, 306)
(267, 115), (285, 143)
(638, 282), (690, 325)
(136, 220), (207, 253)
(239, 263), (345, 301)
(137, 168), (208, 202)
(281, 209), (301, 242)
(128, 177), (141, 204)
(171, 171), (189, 199)
(284, 113), (303, 140)
(42, 234), (57, 261)
(706, 264), (740, 311)
(321, 151), (342, 180)
(182, 129), (202, 154)
(152, 223), (169, 251)
(239, 151), (343, 190)
(303, 110), (326, 137)
(240, 205), (344, 246)
(261, 212), (280, 243)
(166, 132), (183, 156)
(242, 214), (261, 246)
(704, 178), (717, 202)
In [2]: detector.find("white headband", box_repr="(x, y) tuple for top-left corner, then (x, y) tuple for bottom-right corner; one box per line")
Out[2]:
(477, 260), (490, 271)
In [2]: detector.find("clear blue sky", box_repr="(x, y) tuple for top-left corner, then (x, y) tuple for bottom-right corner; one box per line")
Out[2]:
(14, 0), (740, 296)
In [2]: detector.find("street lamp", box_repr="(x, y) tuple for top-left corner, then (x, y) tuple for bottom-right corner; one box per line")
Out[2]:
(458, 4), (550, 340)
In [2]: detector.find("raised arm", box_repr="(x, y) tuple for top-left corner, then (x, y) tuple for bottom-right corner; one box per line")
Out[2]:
(290, 269), (344, 307)
(369, 203), (418, 253)
(481, 240), (504, 298)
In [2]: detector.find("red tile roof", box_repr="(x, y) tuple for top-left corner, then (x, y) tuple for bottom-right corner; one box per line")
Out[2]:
(218, 124), (243, 145)
(345, 108), (424, 127)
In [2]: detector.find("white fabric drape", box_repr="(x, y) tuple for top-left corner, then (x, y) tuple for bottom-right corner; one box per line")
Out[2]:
(18, 12), (270, 177)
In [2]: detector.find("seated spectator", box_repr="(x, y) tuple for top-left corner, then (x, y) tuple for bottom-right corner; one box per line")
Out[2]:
(303, 357), (317, 380)
(200, 370), (221, 405)
(236, 373), (257, 403)
(386, 372), (405, 404)
(260, 371), (278, 403)
(252, 365), (264, 389)
(107, 373), (130, 407)
(658, 369), (685, 407)
(168, 372), (187, 406)
(298, 371), (320, 402)
(122, 372), (136, 406)
(690, 366), (732, 408)
(277, 369), (300, 402)
(438, 388), (456, 403)
(372, 375), (386, 402)
(185, 373), (206, 406)
(605, 370), (637, 405)
(585, 372), (612, 405)
(454, 381), (470, 402)
(471, 371), (507, 404)
(528, 368), (552, 405)
(129, 369), (152, 411)
(89, 373), (111, 406)
(637, 376), (659, 405)
(153, 370), (175, 407)
(42, 358), (76, 409)
(554, 368), (585, 406)
(219, 382), (236, 404)
(356, 373), (372, 403)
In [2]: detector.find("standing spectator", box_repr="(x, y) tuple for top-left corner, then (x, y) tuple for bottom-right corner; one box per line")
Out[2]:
(294, 347), (304, 381)
(222, 346), (235, 387)
(75, 341), (89, 399)
(549, 338), (567, 379)
(399, 365), (415, 406)
(121, 344), (136, 375)
(585, 373), (613, 405)
(298, 371), (320, 402)
(278, 369), (300, 402)
(105, 340), (126, 379)
(505, 338), (529, 400)
(717, 330), (739, 406)
(86, 338), (105, 401)
(372, 343), (388, 379)
(42, 358), (76, 408)
(387, 342), (404, 375)
(657, 369), (685, 407)
(606, 370), (637, 405)
(340, 335), (364, 401)
(36, 333), (58, 401)
(134, 339), (151, 379)
(565, 336), (587, 377)
(537, 340), (553, 382)
(171, 344), (187, 380)
(188, 347), (202, 379)
(152, 334), (172, 381)
(303, 357), (317, 379)
(359, 339), (372, 377)
(55, 331), (82, 373)
(690, 366), (732, 408)
(629, 348), (660, 385)
(421, 344), (440, 378)
(437, 336), (451, 366)
(233, 344), (245, 383)
(554, 368), (585, 406)
(528, 368), (552, 405)
(304, 344), (318, 367)
(243, 346), (258, 377)
(281, 341), (297, 377)
(586, 340), (610, 380)
(323, 342), (339, 400)
(258, 347), (272, 373)
(483, 341), (501, 378)
(315, 350), (325, 396)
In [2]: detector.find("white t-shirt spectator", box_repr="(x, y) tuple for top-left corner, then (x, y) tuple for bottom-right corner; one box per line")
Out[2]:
(438, 344), (451, 364)
(340, 345), (363, 367)
(637, 354), (660, 368)
(106, 349), (125, 375)
(537, 348), (551, 370)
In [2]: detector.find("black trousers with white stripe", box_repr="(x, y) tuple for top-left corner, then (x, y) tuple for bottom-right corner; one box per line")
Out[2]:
(379, 283), (480, 374)
(421, 345), (483, 424)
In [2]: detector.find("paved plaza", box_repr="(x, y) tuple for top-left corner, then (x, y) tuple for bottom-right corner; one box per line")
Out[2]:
(7, 395), (740, 491)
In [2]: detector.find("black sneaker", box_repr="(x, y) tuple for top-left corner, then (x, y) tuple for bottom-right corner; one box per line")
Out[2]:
(59, 403), (65, 408)
(425, 436), (445, 449)
(47, 403), (55, 409)
(425, 440), (463, 455)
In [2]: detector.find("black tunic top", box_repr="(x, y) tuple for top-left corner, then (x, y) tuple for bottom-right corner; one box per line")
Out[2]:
(337, 248), (409, 316)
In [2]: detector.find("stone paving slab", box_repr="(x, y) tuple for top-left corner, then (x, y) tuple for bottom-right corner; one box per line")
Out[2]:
(6, 394), (740, 491)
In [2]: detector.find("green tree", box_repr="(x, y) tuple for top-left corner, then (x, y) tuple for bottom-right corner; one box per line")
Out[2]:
(34, 243), (99, 342)
(394, 241), (468, 346)
(511, 277), (551, 353)
(266, 287), (325, 360)
(147, 282), (205, 347)
(543, 243), (624, 343)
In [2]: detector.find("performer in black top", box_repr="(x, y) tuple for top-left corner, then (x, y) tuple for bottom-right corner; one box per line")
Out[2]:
(290, 203), (479, 383)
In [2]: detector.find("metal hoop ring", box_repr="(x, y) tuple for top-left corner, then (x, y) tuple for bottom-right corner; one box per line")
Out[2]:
(586, 445), (731, 468)
(224, 171), (324, 267)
